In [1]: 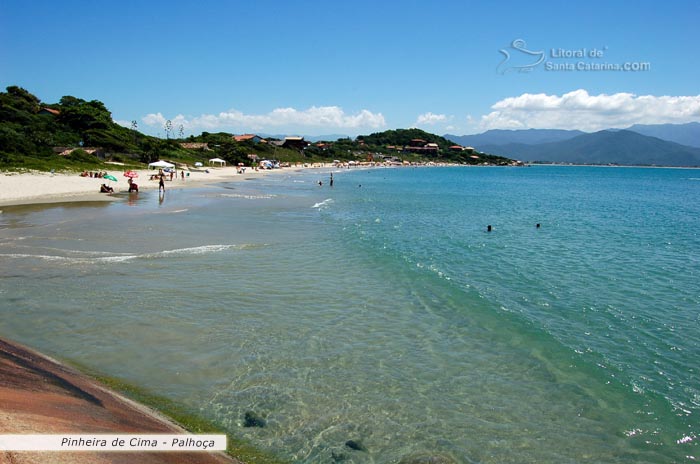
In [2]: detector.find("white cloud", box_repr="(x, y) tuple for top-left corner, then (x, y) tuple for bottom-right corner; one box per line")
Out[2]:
(114, 119), (133, 128)
(413, 112), (449, 126)
(141, 106), (386, 133)
(142, 112), (167, 126)
(479, 89), (700, 131)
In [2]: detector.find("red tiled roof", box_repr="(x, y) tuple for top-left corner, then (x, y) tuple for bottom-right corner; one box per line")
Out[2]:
(234, 134), (259, 142)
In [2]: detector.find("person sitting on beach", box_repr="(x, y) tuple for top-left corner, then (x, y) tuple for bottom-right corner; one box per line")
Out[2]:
(100, 184), (114, 193)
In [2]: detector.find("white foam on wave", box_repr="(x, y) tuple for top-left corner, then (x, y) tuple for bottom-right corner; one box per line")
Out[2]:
(312, 198), (334, 209)
(154, 244), (238, 257)
(0, 244), (244, 265)
(0, 236), (28, 242)
(213, 193), (276, 200)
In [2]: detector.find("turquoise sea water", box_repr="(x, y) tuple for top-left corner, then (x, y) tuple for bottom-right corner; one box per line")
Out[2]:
(0, 166), (698, 463)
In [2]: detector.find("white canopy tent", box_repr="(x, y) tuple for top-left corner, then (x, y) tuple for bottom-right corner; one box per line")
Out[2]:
(209, 158), (226, 167)
(148, 160), (175, 169)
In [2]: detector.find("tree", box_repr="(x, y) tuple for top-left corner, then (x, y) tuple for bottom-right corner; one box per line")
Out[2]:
(131, 120), (138, 145)
(5, 86), (40, 113)
(58, 98), (112, 132)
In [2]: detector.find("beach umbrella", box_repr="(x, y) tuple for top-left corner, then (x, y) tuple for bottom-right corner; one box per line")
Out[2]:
(103, 174), (117, 186)
(123, 170), (139, 178)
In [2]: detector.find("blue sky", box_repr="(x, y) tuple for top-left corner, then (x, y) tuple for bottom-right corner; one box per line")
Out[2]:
(1, 0), (699, 137)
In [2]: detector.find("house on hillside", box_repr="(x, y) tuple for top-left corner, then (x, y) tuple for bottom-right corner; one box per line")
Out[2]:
(233, 134), (264, 144)
(404, 139), (439, 154)
(39, 107), (60, 116)
(280, 136), (309, 150)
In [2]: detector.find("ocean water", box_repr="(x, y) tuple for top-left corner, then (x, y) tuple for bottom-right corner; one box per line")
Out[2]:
(0, 166), (698, 463)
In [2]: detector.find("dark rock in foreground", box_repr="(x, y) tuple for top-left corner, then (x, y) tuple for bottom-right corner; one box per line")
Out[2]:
(243, 411), (266, 428)
(345, 439), (367, 452)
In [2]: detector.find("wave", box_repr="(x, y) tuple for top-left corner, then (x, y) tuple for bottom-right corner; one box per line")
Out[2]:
(0, 244), (248, 265)
(312, 198), (334, 209)
(210, 193), (276, 200)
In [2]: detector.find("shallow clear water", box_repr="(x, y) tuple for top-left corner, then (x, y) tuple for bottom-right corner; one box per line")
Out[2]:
(0, 166), (698, 463)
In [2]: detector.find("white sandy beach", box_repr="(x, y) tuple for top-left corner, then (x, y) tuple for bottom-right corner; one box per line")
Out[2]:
(0, 165), (315, 207)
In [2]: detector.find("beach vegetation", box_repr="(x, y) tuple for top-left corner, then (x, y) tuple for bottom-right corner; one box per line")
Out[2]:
(0, 85), (515, 172)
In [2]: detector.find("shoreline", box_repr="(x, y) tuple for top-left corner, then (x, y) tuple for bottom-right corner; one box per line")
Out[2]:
(0, 336), (241, 464)
(0, 166), (300, 208)
(0, 161), (481, 208)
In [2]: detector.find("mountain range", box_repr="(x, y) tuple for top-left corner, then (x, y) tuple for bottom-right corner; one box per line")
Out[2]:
(445, 123), (700, 166)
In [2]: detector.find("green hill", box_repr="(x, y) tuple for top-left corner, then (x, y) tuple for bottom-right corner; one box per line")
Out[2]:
(0, 86), (160, 170)
(358, 128), (454, 148)
(0, 86), (514, 171)
(353, 128), (515, 165)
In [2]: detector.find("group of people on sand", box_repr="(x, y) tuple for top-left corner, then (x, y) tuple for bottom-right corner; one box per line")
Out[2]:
(99, 168), (185, 195)
(150, 169), (186, 183)
(80, 171), (107, 178)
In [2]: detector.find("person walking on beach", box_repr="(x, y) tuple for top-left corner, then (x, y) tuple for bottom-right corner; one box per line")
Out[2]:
(159, 174), (165, 191)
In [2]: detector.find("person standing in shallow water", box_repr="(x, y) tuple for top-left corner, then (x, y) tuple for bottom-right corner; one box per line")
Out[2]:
(159, 174), (165, 191)
(330, 173), (334, 187)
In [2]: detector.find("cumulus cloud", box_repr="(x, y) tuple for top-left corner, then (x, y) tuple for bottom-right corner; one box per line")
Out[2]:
(142, 112), (167, 126)
(414, 112), (448, 126)
(141, 106), (386, 133)
(479, 89), (700, 131)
